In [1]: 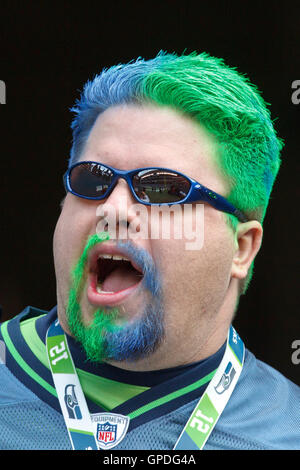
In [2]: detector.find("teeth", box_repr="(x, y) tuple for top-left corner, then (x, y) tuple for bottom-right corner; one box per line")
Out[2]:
(96, 285), (114, 294)
(97, 254), (130, 262)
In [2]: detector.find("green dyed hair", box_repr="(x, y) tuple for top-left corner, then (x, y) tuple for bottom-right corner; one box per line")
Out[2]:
(69, 51), (284, 293)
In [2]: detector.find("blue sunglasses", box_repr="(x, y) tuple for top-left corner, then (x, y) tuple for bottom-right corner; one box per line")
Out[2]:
(64, 161), (248, 223)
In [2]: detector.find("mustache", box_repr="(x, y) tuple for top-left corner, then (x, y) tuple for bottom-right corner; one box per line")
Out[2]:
(115, 240), (162, 297)
(70, 232), (110, 294)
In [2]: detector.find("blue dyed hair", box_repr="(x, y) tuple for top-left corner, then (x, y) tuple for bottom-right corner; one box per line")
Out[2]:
(69, 53), (173, 166)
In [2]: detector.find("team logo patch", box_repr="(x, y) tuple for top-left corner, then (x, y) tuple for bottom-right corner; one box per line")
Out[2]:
(91, 412), (130, 449)
(214, 361), (236, 394)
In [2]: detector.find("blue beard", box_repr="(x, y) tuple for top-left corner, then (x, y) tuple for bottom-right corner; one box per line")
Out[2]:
(102, 301), (165, 362)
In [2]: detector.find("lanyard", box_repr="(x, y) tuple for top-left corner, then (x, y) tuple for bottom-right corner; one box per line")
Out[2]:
(174, 325), (244, 449)
(46, 319), (244, 450)
(47, 319), (98, 449)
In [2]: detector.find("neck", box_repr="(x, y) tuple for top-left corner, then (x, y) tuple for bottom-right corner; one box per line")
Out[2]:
(106, 319), (229, 372)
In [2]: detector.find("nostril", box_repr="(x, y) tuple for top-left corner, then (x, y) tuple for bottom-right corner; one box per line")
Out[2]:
(97, 219), (131, 239)
(101, 219), (129, 231)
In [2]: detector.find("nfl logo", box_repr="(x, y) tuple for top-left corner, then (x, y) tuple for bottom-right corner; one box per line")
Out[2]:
(97, 422), (117, 446)
(92, 413), (130, 450)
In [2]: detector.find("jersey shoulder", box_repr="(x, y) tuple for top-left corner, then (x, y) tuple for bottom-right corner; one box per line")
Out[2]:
(207, 349), (300, 450)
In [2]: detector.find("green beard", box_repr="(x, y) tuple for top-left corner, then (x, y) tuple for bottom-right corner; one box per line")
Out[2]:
(66, 232), (120, 363)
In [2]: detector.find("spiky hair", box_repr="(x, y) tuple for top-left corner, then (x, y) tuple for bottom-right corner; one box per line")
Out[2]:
(70, 51), (283, 227)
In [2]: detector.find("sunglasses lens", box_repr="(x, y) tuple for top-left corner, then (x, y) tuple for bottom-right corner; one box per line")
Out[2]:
(69, 163), (114, 198)
(132, 169), (191, 203)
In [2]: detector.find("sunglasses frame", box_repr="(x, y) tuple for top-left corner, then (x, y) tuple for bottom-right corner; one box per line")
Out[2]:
(63, 161), (249, 223)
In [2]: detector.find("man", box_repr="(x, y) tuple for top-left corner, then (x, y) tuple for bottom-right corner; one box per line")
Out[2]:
(0, 51), (299, 450)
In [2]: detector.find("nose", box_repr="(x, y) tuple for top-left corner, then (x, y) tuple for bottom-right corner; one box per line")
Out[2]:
(95, 178), (144, 239)
(106, 177), (137, 215)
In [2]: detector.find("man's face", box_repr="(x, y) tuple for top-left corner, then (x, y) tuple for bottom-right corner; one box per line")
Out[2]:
(53, 103), (237, 369)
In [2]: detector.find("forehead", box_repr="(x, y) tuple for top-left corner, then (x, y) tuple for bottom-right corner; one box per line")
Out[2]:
(80, 104), (229, 194)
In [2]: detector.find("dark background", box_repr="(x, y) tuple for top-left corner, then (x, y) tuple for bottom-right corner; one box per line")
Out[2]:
(0, 1), (299, 385)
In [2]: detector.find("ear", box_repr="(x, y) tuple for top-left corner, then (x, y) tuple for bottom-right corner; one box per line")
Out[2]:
(231, 221), (263, 280)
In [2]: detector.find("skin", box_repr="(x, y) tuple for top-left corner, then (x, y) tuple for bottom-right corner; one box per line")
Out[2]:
(53, 103), (262, 371)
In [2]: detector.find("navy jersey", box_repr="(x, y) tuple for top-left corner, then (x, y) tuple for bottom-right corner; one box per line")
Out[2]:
(0, 306), (299, 450)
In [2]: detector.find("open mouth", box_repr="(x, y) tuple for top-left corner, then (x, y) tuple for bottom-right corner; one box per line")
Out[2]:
(86, 245), (145, 307)
(96, 254), (144, 294)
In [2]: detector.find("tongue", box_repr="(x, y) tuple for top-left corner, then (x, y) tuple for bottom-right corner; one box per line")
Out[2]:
(102, 266), (142, 293)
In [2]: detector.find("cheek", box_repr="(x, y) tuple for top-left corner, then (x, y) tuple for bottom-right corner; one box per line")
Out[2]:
(53, 197), (99, 262)
(152, 212), (235, 302)
(53, 213), (73, 282)
(53, 206), (88, 280)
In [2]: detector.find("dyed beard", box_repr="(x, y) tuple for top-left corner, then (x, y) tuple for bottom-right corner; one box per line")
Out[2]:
(66, 233), (165, 364)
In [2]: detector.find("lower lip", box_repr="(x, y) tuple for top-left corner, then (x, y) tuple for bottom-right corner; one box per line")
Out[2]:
(87, 273), (142, 307)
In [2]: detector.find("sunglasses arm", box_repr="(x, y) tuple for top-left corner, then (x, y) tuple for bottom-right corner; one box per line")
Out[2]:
(190, 183), (248, 223)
